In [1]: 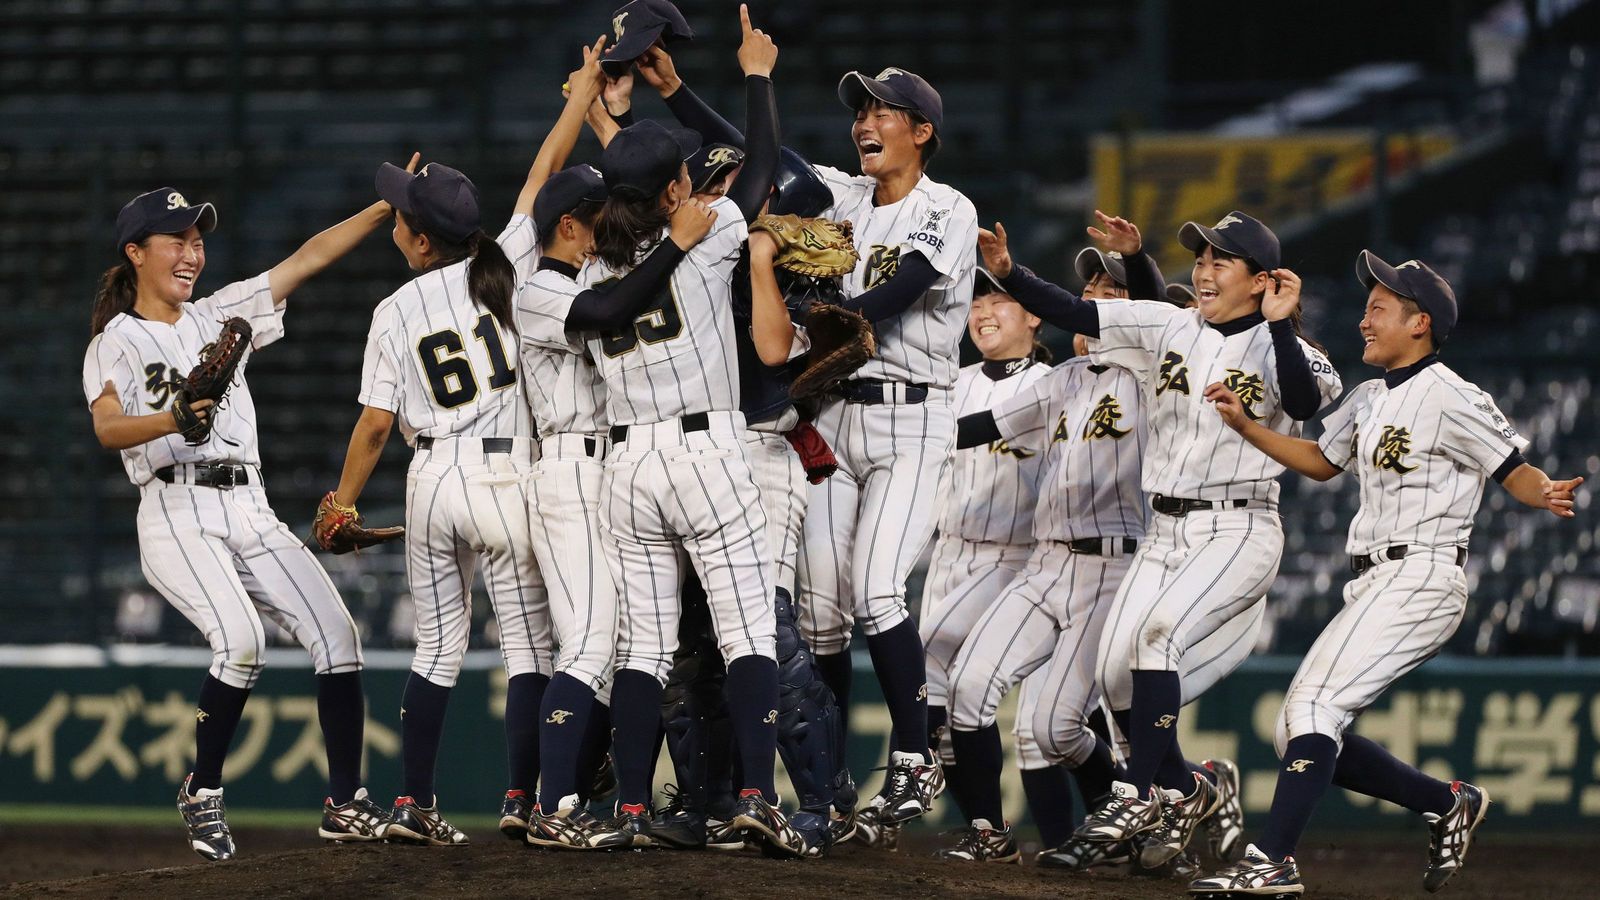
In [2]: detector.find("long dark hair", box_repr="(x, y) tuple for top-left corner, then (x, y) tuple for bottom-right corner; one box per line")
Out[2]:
(90, 249), (141, 336)
(1203, 248), (1326, 355)
(592, 192), (671, 271)
(403, 212), (516, 334)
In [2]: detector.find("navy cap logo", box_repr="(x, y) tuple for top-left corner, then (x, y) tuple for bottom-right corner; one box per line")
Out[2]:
(875, 67), (910, 81)
(614, 11), (628, 39)
(165, 191), (190, 210)
(1397, 260), (1422, 269)
(1215, 213), (1244, 229)
(706, 147), (738, 166)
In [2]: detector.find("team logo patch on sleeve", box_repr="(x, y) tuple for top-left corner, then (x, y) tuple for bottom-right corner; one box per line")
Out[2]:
(1372, 425), (1419, 474)
(1222, 368), (1265, 419)
(1156, 351), (1190, 396)
(1082, 394), (1131, 440)
(865, 244), (901, 289)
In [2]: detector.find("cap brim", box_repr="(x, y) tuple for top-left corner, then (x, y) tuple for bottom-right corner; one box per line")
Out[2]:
(601, 25), (667, 77)
(837, 71), (914, 113)
(375, 163), (416, 214)
(693, 160), (742, 193)
(668, 126), (702, 161)
(973, 268), (1007, 298)
(1074, 247), (1127, 286)
(1165, 284), (1196, 306)
(147, 202), (218, 239)
(1178, 221), (1250, 262)
(1355, 249), (1408, 297)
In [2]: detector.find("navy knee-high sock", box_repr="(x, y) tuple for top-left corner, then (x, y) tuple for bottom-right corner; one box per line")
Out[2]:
(1256, 734), (1340, 861)
(1127, 670), (1183, 798)
(1069, 736), (1123, 808)
(611, 669), (665, 809)
(317, 671), (365, 804)
(576, 698), (612, 805)
(865, 620), (930, 763)
(814, 651), (853, 735)
(1156, 735), (1198, 792)
(400, 673), (453, 805)
(191, 675), (250, 791)
(948, 725), (1004, 824)
(725, 655), (780, 802)
(536, 673), (597, 809)
(1021, 765), (1075, 846)
(1334, 732), (1456, 815)
(928, 705), (969, 817)
(504, 673), (549, 795)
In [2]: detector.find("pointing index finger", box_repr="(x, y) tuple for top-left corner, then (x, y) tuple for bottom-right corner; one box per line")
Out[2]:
(740, 3), (753, 34)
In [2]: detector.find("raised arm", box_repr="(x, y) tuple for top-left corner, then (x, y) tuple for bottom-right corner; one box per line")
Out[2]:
(1205, 382), (1341, 480)
(267, 196), (396, 304)
(1500, 464), (1584, 519)
(1258, 269), (1321, 420)
(746, 229), (797, 366)
(984, 221), (1100, 336)
(516, 36), (607, 217)
(723, 5), (779, 223)
(636, 45), (746, 147)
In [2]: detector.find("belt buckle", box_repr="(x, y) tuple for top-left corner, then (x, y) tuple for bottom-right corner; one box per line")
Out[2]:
(1155, 496), (1187, 518)
(213, 466), (237, 490)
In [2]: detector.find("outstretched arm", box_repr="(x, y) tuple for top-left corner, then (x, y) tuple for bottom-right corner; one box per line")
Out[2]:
(333, 406), (395, 507)
(515, 36), (608, 217)
(1501, 464), (1583, 518)
(956, 411), (1002, 449)
(723, 5), (779, 223)
(267, 192), (405, 304)
(1205, 382), (1341, 480)
(637, 45), (746, 147)
(983, 222), (1100, 336)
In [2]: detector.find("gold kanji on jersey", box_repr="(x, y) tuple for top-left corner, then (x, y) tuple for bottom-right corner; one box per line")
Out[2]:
(1082, 393), (1130, 440)
(865, 244), (901, 289)
(1156, 351), (1190, 396)
(1223, 368), (1265, 420)
(1372, 425), (1419, 474)
(989, 439), (1035, 459)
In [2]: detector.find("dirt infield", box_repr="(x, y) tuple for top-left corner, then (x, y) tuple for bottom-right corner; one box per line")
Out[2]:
(1, 824), (1592, 899)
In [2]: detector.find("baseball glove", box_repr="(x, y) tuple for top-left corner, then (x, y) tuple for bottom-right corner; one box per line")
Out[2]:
(788, 303), (876, 401)
(311, 492), (405, 555)
(172, 317), (252, 445)
(749, 214), (859, 278)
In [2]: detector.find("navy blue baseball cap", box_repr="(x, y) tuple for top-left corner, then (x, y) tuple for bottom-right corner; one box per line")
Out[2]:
(1356, 250), (1458, 345)
(1075, 248), (1129, 287)
(601, 120), (701, 199)
(838, 67), (944, 133)
(1178, 210), (1280, 272)
(376, 161), (481, 244)
(115, 187), (217, 252)
(1166, 281), (1198, 307)
(973, 267), (1009, 299)
(688, 142), (745, 194)
(601, 0), (694, 78)
(769, 147), (833, 218)
(534, 164), (608, 239)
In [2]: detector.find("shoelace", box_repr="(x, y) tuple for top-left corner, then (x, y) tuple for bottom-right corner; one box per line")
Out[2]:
(658, 784), (688, 817)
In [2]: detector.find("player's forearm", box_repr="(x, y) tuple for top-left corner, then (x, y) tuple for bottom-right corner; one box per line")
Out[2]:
(1235, 419), (1341, 481)
(841, 252), (940, 322)
(268, 202), (389, 303)
(564, 241), (688, 331)
(1500, 459), (1548, 507)
(663, 82), (745, 148)
(1269, 319), (1320, 420)
(93, 408), (183, 450)
(998, 264), (1100, 337)
(517, 91), (595, 216)
(333, 407), (395, 507)
(749, 254), (796, 366)
(955, 411), (1001, 449)
(587, 100), (621, 148)
(726, 75), (778, 223)
(1123, 249), (1166, 302)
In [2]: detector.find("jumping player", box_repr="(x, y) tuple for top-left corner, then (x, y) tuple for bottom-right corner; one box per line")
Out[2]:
(84, 186), (394, 859)
(981, 210), (1340, 867)
(1189, 252), (1584, 897)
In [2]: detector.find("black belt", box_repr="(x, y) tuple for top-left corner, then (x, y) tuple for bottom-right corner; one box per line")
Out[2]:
(1351, 545), (1467, 575)
(610, 411), (709, 445)
(1067, 537), (1139, 556)
(582, 436), (601, 458)
(416, 437), (514, 453)
(831, 380), (930, 405)
(154, 464), (250, 489)
(1151, 494), (1252, 517)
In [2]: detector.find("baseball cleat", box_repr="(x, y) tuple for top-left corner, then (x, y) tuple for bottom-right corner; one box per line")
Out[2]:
(1035, 834), (1133, 870)
(1187, 843), (1304, 897)
(1203, 759), (1245, 863)
(1074, 780), (1163, 843)
(1132, 831), (1202, 880)
(651, 786), (709, 850)
(319, 787), (391, 842)
(601, 801), (657, 848)
(879, 751), (945, 823)
(1422, 781), (1489, 893)
(729, 790), (810, 859)
(589, 753), (619, 802)
(529, 794), (634, 850)
(1141, 772), (1221, 868)
(387, 795), (469, 846)
(498, 789), (533, 841)
(177, 774), (235, 862)
(828, 806), (858, 846)
(932, 819), (1021, 863)
(705, 816), (751, 851)
(850, 797), (902, 851)
(789, 810), (833, 858)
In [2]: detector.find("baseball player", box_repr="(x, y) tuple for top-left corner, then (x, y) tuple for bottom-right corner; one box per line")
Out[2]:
(981, 210), (1340, 867)
(84, 186), (393, 859)
(786, 65), (979, 830)
(581, 7), (815, 858)
(1190, 253), (1584, 897)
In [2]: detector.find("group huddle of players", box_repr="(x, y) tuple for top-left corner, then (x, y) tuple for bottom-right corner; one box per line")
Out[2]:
(82, 0), (1584, 896)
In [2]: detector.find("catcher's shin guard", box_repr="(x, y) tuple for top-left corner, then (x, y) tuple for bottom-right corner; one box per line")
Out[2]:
(774, 587), (843, 813)
(661, 577), (734, 816)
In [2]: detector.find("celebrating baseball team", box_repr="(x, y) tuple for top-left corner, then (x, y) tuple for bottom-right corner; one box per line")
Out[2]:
(80, 1), (1586, 896)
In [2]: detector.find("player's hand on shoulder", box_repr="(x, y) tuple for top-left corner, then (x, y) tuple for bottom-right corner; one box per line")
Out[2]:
(670, 197), (718, 249)
(1542, 475), (1584, 518)
(977, 221), (1013, 278)
(566, 36), (607, 105)
(737, 4), (778, 78)
(636, 45), (681, 97)
(1086, 209), (1142, 256)
(1203, 381), (1248, 431)
(1262, 268), (1301, 321)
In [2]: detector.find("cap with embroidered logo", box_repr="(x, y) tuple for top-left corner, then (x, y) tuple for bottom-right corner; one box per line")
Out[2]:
(1178, 210), (1280, 272)
(688, 143), (745, 195)
(837, 67), (943, 133)
(115, 187), (218, 253)
(534, 164), (608, 239)
(1356, 249), (1458, 345)
(375, 161), (481, 244)
(601, 0), (694, 78)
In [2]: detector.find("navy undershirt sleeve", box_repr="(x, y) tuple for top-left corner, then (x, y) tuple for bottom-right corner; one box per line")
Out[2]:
(956, 411), (1001, 449)
(1269, 318), (1320, 420)
(564, 242), (687, 332)
(663, 83), (745, 147)
(1123, 249), (1167, 302)
(725, 76), (778, 223)
(839, 253), (941, 323)
(1491, 449), (1528, 484)
(997, 264), (1100, 336)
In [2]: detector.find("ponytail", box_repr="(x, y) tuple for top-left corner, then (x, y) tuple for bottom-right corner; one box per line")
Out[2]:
(401, 213), (515, 334)
(1288, 306), (1326, 356)
(90, 255), (138, 336)
(1030, 337), (1055, 365)
(592, 193), (671, 272)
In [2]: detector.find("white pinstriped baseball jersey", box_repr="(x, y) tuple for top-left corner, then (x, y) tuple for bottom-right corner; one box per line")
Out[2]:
(514, 265), (608, 438)
(82, 272), (280, 485)
(581, 195), (747, 426)
(359, 219), (536, 444)
(1317, 362), (1528, 556)
(939, 359), (1051, 544)
(813, 165), (978, 389)
(1090, 301), (1342, 503)
(991, 356), (1148, 543)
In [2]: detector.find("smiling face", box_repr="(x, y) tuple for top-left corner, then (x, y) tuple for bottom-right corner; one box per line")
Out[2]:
(128, 226), (205, 305)
(969, 291), (1039, 359)
(1191, 245), (1270, 323)
(1082, 271), (1128, 301)
(1359, 284), (1433, 369)
(852, 101), (930, 180)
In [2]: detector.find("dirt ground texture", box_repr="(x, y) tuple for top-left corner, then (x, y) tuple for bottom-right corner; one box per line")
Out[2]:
(2, 824), (1594, 899)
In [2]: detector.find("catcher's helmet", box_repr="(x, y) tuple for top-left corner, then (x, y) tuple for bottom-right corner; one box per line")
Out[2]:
(770, 147), (833, 218)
